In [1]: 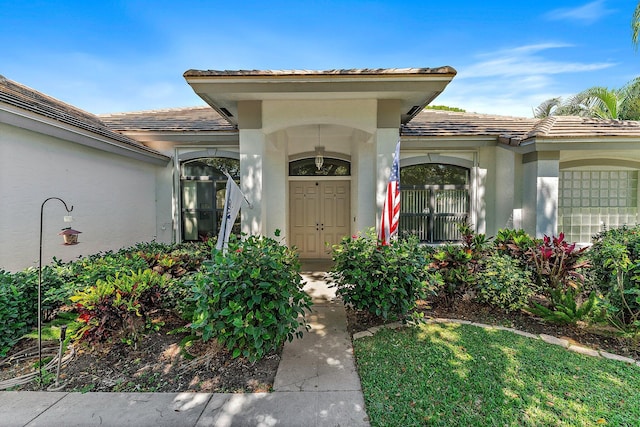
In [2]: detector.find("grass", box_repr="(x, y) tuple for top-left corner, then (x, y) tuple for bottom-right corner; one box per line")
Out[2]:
(354, 322), (640, 426)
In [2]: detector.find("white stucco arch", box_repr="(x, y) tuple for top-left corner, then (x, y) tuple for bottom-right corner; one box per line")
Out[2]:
(177, 149), (239, 163)
(400, 154), (474, 169)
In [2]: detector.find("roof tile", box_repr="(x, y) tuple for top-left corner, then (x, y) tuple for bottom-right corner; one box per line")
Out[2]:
(0, 75), (162, 155)
(99, 106), (236, 132)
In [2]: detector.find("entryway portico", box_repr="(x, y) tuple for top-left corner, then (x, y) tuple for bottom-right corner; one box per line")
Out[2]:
(183, 68), (457, 256)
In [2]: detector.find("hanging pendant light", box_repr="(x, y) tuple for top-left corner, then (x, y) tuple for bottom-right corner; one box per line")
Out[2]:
(314, 125), (324, 170)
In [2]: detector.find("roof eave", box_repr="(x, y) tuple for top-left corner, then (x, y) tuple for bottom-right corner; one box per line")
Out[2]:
(184, 67), (457, 126)
(1, 105), (170, 165)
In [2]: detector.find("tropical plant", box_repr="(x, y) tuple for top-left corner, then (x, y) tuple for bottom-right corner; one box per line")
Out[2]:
(533, 78), (640, 120)
(430, 224), (489, 300)
(188, 232), (312, 362)
(527, 233), (589, 293)
(70, 269), (170, 344)
(528, 288), (597, 325)
(494, 228), (537, 263)
(329, 229), (441, 320)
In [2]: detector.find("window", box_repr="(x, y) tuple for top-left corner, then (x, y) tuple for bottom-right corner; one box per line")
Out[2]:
(399, 164), (470, 242)
(559, 169), (638, 243)
(289, 158), (350, 176)
(180, 158), (240, 241)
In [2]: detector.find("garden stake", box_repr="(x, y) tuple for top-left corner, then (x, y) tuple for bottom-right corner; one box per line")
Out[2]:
(53, 325), (67, 388)
(38, 197), (74, 388)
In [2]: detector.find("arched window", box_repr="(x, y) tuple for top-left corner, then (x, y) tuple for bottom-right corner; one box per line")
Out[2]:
(399, 164), (470, 242)
(180, 158), (240, 241)
(289, 158), (351, 176)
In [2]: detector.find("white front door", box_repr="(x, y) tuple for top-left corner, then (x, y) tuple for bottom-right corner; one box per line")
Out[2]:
(290, 180), (350, 259)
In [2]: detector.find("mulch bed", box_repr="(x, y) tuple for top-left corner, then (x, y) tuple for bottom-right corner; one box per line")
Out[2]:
(0, 311), (280, 393)
(3, 297), (638, 392)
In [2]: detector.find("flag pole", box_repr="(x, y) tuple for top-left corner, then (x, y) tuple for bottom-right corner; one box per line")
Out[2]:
(223, 171), (252, 209)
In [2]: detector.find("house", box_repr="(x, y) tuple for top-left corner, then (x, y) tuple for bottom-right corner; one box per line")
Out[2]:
(2, 68), (640, 271)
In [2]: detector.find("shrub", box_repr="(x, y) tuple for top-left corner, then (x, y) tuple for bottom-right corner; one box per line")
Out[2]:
(188, 233), (312, 362)
(494, 228), (537, 263)
(70, 269), (170, 344)
(430, 225), (489, 300)
(587, 225), (640, 331)
(0, 270), (37, 356)
(476, 254), (534, 312)
(329, 229), (441, 320)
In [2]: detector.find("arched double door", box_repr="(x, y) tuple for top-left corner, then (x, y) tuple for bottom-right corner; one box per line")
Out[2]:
(288, 157), (351, 259)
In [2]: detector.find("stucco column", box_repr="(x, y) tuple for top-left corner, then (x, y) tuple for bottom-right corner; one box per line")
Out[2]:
(263, 133), (287, 239)
(375, 129), (401, 231)
(239, 129), (265, 236)
(522, 152), (559, 238)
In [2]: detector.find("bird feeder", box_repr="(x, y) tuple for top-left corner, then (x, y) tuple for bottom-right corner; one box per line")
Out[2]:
(59, 227), (81, 245)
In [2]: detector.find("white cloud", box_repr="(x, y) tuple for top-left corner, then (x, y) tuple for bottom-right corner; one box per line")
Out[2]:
(545, 0), (615, 25)
(458, 43), (615, 79)
(435, 43), (616, 117)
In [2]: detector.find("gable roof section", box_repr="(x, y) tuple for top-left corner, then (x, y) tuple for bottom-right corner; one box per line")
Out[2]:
(0, 75), (169, 164)
(184, 67), (457, 125)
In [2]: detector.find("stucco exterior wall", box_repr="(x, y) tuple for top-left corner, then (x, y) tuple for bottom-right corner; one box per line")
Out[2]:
(521, 155), (559, 238)
(0, 123), (161, 271)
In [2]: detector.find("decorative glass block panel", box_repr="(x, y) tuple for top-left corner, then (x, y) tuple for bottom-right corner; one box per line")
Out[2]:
(559, 169), (638, 243)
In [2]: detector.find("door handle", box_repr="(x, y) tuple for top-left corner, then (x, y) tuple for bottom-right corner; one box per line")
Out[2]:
(321, 223), (324, 231)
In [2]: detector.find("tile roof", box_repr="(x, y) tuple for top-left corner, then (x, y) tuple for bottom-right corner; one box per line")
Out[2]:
(99, 106), (236, 132)
(404, 110), (640, 145)
(523, 115), (640, 140)
(402, 109), (538, 142)
(0, 75), (163, 156)
(183, 67), (457, 78)
(98, 106), (640, 146)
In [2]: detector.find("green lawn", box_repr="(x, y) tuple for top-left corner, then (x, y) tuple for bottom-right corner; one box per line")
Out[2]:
(354, 323), (640, 426)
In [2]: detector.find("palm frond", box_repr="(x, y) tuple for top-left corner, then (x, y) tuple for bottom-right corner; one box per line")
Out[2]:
(533, 97), (562, 118)
(572, 87), (621, 119)
(633, 2), (640, 50)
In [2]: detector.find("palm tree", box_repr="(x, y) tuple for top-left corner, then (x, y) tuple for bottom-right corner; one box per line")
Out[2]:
(633, 1), (640, 50)
(533, 78), (640, 120)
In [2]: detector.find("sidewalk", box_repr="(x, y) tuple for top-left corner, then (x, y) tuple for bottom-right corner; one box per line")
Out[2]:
(0, 262), (370, 427)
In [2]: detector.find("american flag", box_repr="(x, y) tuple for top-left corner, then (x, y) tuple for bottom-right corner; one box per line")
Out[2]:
(379, 141), (401, 245)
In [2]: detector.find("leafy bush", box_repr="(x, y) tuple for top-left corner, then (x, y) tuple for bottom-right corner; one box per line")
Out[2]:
(70, 269), (170, 344)
(188, 233), (312, 362)
(0, 270), (37, 356)
(494, 228), (537, 262)
(0, 241), (209, 355)
(587, 225), (640, 331)
(430, 225), (489, 300)
(329, 229), (441, 320)
(476, 254), (534, 312)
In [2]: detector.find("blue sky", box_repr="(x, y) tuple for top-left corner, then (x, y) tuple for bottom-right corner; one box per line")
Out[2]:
(1, 0), (638, 117)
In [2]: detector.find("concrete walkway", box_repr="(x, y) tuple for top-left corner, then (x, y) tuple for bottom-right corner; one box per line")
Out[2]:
(0, 262), (370, 427)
